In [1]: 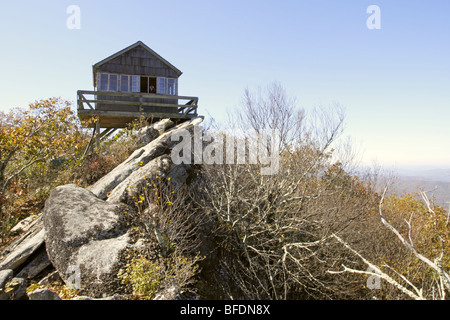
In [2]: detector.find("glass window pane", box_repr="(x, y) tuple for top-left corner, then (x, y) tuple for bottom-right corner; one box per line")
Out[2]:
(109, 74), (118, 91)
(99, 73), (108, 91)
(131, 76), (140, 92)
(167, 78), (176, 95)
(120, 75), (129, 92)
(157, 77), (166, 94)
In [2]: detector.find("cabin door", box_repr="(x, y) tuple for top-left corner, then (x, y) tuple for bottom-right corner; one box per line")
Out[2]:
(140, 76), (157, 94)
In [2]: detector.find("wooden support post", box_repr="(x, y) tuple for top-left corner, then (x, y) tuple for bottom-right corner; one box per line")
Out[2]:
(94, 120), (101, 150)
(83, 127), (97, 157)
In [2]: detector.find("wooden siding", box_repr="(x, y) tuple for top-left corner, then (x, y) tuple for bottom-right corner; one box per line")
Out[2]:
(95, 46), (180, 79)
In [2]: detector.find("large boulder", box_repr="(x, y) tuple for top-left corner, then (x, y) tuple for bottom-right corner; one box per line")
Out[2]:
(43, 184), (138, 297)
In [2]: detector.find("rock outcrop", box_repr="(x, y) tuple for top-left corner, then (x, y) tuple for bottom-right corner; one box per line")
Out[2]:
(0, 117), (204, 299)
(88, 117), (202, 201)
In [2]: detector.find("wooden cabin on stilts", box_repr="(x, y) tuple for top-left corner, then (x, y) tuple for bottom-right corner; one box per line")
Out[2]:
(77, 41), (199, 153)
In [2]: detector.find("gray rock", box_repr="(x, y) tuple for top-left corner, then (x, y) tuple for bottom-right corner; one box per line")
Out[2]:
(106, 155), (193, 209)
(16, 248), (51, 279)
(0, 226), (45, 271)
(98, 294), (127, 300)
(43, 184), (137, 297)
(0, 269), (13, 290)
(134, 118), (174, 148)
(71, 295), (94, 300)
(153, 284), (181, 300)
(0, 277), (27, 300)
(88, 117), (203, 200)
(38, 270), (62, 286)
(1, 215), (43, 257)
(71, 294), (126, 300)
(106, 154), (172, 204)
(153, 279), (197, 300)
(10, 215), (39, 234)
(27, 288), (61, 300)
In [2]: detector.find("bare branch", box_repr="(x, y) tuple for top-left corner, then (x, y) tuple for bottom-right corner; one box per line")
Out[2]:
(330, 233), (425, 300)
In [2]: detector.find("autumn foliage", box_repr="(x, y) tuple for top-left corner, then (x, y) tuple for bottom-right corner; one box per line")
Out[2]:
(0, 98), (89, 241)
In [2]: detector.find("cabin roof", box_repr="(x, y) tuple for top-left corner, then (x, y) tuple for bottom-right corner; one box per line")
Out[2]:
(92, 41), (183, 86)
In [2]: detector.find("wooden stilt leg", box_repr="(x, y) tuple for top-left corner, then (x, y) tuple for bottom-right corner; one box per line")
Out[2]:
(95, 120), (101, 150)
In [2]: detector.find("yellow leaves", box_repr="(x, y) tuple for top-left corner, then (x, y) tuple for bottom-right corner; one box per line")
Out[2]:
(1, 98), (90, 233)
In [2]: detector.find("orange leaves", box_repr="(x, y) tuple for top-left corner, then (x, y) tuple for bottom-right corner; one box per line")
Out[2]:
(380, 192), (450, 275)
(1, 98), (91, 239)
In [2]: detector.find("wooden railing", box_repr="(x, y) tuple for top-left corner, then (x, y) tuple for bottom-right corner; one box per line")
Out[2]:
(77, 90), (198, 116)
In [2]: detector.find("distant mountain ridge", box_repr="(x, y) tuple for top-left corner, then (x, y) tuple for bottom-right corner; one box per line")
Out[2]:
(389, 167), (450, 209)
(394, 168), (450, 182)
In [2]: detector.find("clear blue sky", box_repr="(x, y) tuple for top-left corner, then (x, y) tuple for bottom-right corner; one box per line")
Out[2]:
(0, 0), (449, 169)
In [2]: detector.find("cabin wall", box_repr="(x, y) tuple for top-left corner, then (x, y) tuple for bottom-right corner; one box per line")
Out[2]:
(96, 46), (180, 78)
(94, 45), (180, 114)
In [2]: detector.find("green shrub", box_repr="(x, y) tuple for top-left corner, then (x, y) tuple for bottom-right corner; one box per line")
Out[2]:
(118, 253), (163, 299)
(118, 250), (202, 300)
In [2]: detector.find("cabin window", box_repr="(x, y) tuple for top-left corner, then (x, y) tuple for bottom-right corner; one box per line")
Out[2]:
(120, 75), (141, 92)
(109, 75), (118, 91)
(149, 77), (156, 93)
(99, 73), (109, 91)
(157, 78), (166, 94)
(140, 76), (157, 94)
(98, 73), (122, 91)
(140, 77), (148, 93)
(97, 73), (176, 95)
(131, 76), (140, 92)
(167, 78), (176, 95)
(120, 75), (129, 92)
(157, 77), (177, 95)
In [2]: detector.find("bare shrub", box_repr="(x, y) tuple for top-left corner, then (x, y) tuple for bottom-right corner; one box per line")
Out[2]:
(119, 175), (208, 298)
(193, 82), (378, 299)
